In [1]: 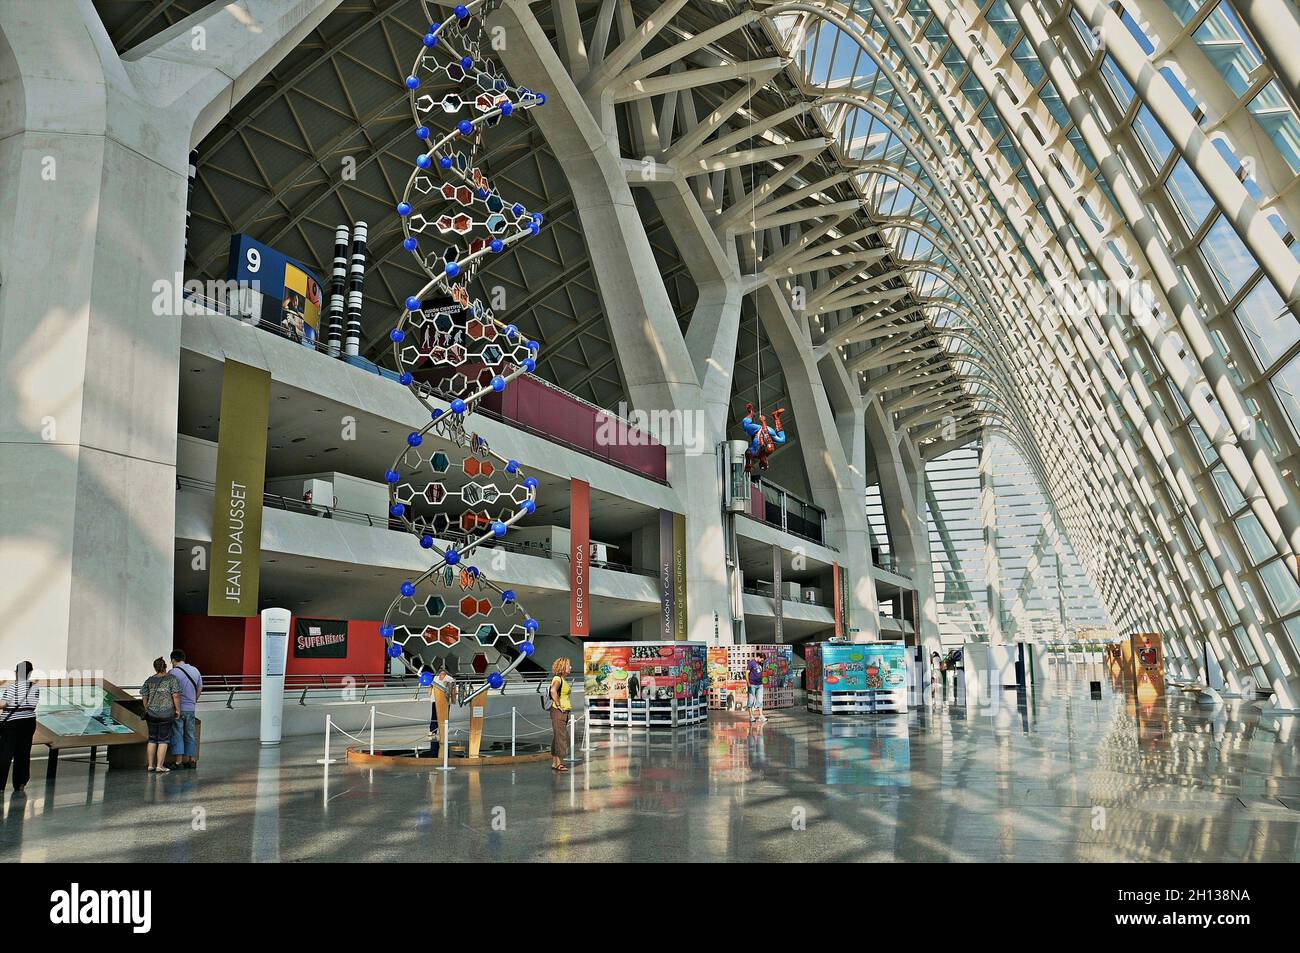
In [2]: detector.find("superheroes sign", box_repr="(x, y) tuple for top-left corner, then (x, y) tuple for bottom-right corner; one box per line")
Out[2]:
(1129, 632), (1165, 698)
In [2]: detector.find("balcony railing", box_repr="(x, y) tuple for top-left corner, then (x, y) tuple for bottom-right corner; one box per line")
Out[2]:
(176, 475), (656, 578)
(741, 477), (828, 547)
(189, 301), (668, 482)
(742, 583), (830, 608)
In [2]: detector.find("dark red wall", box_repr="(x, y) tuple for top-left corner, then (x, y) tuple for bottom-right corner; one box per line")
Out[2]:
(174, 614), (386, 680)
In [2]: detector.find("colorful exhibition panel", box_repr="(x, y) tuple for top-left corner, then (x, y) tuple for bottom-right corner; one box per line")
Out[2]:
(707, 644), (795, 710)
(1129, 633), (1165, 701)
(805, 642), (909, 714)
(226, 233), (324, 347)
(584, 642), (708, 727)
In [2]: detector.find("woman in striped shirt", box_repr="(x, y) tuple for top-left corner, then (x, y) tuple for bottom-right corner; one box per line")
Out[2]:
(0, 661), (39, 794)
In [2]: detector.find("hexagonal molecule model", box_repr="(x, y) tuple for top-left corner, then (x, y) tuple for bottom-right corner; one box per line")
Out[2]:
(377, 1), (548, 693)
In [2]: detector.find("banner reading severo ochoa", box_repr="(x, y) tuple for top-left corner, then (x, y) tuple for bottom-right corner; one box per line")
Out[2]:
(571, 479), (590, 637)
(207, 360), (271, 616)
(294, 619), (348, 659)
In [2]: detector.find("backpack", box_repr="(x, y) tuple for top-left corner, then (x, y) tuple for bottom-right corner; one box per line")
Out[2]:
(539, 676), (553, 711)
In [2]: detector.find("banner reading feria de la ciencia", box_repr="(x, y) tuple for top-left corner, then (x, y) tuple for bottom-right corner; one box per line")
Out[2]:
(207, 360), (271, 617)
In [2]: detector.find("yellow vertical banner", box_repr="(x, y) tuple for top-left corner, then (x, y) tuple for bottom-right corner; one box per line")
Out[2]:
(207, 360), (271, 616)
(673, 512), (688, 641)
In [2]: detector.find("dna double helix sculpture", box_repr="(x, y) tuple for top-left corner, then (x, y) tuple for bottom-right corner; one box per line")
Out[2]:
(378, 0), (548, 705)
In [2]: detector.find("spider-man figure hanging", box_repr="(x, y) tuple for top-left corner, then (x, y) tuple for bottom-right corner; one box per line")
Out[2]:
(742, 402), (787, 474)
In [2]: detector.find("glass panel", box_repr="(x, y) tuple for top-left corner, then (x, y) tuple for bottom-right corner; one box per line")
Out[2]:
(1132, 105), (1173, 169)
(1166, 158), (1215, 229)
(1100, 55), (1134, 108)
(1193, 4), (1262, 98)
(1284, 617), (1300, 658)
(1234, 277), (1297, 370)
(1012, 38), (1045, 87)
(1247, 82), (1300, 174)
(1217, 588), (1240, 624)
(1198, 214), (1258, 299)
(1211, 465), (1247, 512)
(1258, 559), (1300, 616)
(985, 0), (1021, 48)
(1270, 352), (1300, 438)
(1235, 513), (1273, 564)
(1166, 0), (1202, 25)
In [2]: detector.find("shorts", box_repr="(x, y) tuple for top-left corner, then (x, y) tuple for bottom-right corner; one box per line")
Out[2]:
(147, 717), (174, 745)
(747, 685), (764, 709)
(171, 711), (198, 756)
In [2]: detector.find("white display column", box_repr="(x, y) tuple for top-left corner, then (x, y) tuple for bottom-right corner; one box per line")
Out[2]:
(259, 608), (291, 745)
(0, 1), (340, 682)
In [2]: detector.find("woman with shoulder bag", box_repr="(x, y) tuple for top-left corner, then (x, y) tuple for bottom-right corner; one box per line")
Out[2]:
(141, 658), (181, 773)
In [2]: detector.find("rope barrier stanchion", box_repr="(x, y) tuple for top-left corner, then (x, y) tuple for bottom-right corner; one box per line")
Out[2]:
(436, 718), (455, 772)
(583, 711), (591, 754)
(316, 714), (338, 765)
(511, 707), (516, 758)
(564, 710), (582, 765)
(369, 705), (376, 755)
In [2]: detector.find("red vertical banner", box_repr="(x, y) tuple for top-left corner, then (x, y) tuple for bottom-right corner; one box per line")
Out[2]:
(832, 562), (843, 638)
(570, 479), (590, 637)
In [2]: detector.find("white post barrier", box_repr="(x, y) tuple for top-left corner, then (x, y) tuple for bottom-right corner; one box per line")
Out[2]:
(511, 707), (517, 758)
(316, 714), (337, 764)
(583, 712), (590, 754)
(436, 718), (454, 772)
(565, 710), (581, 764)
(369, 705), (376, 755)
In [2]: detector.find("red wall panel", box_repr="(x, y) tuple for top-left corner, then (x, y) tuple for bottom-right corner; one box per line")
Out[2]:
(175, 613), (386, 680)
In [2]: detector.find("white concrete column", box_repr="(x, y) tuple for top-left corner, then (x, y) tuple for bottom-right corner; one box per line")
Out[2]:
(490, 0), (733, 642)
(978, 440), (1002, 644)
(757, 284), (879, 640)
(0, 0), (340, 681)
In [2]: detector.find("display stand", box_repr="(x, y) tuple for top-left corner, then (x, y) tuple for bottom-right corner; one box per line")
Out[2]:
(583, 641), (709, 729)
(804, 641), (908, 715)
(23, 677), (147, 778)
(706, 644), (795, 710)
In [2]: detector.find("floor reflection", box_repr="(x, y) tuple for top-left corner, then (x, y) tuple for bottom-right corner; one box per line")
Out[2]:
(1, 677), (1298, 862)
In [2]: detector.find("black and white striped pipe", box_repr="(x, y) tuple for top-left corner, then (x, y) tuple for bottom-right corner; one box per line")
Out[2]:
(344, 221), (367, 357)
(326, 224), (350, 357)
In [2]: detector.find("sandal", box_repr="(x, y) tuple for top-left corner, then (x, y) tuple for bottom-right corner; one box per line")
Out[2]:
(146, 766), (155, 773)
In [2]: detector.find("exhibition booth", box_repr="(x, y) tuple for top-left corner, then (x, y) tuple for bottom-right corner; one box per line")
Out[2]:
(707, 644), (795, 710)
(583, 642), (709, 727)
(804, 641), (909, 714)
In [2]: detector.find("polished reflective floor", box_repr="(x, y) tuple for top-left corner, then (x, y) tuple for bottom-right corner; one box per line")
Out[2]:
(3, 675), (1299, 862)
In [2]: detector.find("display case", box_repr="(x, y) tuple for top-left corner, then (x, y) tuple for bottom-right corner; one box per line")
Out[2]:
(583, 642), (709, 728)
(805, 641), (908, 714)
(706, 644), (795, 710)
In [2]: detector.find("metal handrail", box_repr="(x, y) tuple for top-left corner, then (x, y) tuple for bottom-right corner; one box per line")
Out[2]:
(741, 584), (829, 608)
(199, 670), (558, 708)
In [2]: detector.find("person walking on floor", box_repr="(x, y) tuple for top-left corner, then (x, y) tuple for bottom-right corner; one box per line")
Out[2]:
(746, 657), (766, 724)
(141, 658), (181, 773)
(169, 650), (202, 770)
(0, 662), (40, 795)
(549, 657), (572, 772)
